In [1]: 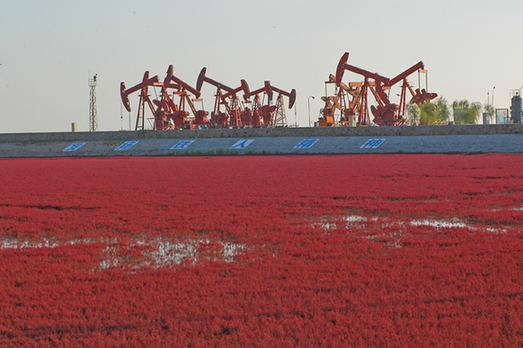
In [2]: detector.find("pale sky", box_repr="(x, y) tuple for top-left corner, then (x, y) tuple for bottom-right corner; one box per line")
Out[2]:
(1, 0), (522, 133)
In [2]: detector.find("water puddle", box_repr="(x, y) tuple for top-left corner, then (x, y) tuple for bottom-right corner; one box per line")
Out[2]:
(0, 236), (247, 271)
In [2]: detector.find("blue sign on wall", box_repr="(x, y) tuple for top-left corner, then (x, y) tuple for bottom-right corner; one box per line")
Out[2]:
(63, 143), (86, 152)
(171, 140), (195, 150)
(115, 141), (139, 151)
(360, 138), (386, 149)
(230, 139), (254, 149)
(294, 139), (319, 149)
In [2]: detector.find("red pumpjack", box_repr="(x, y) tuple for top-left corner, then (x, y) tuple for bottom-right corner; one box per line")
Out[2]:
(196, 68), (250, 128)
(120, 65), (208, 130)
(335, 52), (437, 126)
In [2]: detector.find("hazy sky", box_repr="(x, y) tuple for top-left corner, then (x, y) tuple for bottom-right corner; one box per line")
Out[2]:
(1, 0), (522, 133)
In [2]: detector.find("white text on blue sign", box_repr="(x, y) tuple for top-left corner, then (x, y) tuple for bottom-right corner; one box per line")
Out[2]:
(230, 139), (254, 149)
(115, 141), (139, 151)
(171, 140), (195, 150)
(295, 139), (319, 149)
(63, 143), (86, 152)
(360, 138), (386, 149)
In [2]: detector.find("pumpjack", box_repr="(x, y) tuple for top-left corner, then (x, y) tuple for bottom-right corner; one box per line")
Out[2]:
(196, 68), (250, 128)
(120, 65), (208, 130)
(245, 81), (296, 127)
(334, 52), (437, 126)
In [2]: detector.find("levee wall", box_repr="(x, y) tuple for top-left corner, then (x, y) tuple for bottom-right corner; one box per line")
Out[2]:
(1, 125), (523, 157)
(2, 124), (523, 143)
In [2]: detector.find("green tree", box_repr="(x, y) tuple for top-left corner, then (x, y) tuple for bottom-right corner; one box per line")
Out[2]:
(452, 99), (482, 125)
(406, 97), (449, 125)
(483, 103), (495, 124)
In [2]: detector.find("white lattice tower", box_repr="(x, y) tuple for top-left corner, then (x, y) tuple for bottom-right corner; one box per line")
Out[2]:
(273, 94), (287, 127)
(89, 74), (98, 132)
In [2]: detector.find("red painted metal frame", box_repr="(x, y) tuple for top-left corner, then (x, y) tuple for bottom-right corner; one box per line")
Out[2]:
(120, 65), (207, 130)
(335, 52), (437, 126)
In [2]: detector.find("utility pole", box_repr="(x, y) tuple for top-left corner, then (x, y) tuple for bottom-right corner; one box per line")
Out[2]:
(308, 95), (315, 127)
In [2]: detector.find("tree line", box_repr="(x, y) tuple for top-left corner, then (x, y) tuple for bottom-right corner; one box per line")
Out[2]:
(405, 98), (494, 125)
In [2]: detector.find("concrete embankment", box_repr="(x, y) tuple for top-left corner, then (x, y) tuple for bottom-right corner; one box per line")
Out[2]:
(1, 125), (523, 157)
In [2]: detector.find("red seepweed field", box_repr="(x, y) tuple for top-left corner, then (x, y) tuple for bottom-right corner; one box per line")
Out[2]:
(1, 154), (523, 346)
